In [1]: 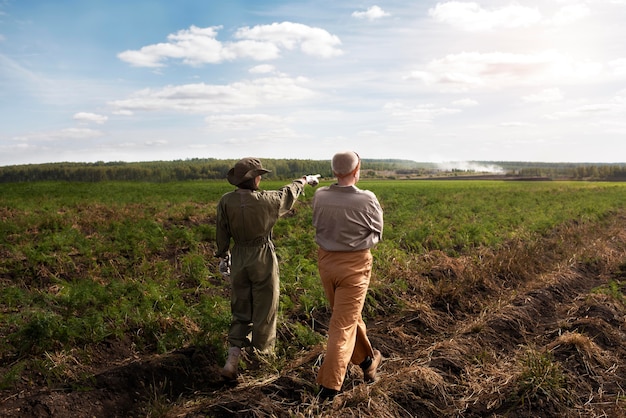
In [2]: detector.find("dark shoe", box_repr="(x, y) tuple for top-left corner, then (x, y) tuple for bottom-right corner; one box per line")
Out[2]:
(319, 386), (339, 401)
(362, 349), (382, 382)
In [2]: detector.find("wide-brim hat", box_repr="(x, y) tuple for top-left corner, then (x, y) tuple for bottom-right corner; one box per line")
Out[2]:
(227, 157), (271, 186)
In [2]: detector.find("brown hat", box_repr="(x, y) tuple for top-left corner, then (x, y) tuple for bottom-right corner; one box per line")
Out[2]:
(227, 157), (271, 186)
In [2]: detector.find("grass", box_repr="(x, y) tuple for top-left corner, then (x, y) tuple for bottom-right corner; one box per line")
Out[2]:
(593, 279), (626, 304)
(515, 349), (571, 407)
(1, 179), (625, 392)
(368, 180), (626, 254)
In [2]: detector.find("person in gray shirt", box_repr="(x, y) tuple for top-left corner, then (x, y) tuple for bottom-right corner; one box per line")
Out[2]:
(312, 150), (384, 400)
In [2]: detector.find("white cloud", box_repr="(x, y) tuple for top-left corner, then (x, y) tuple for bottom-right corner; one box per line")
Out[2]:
(0, 53), (47, 92)
(452, 98), (479, 107)
(145, 140), (168, 146)
(221, 125), (299, 146)
(110, 76), (317, 114)
(234, 22), (343, 59)
(545, 102), (625, 120)
(249, 64), (276, 74)
(609, 58), (626, 76)
(118, 26), (235, 67)
(205, 113), (285, 130)
(384, 102), (461, 126)
(406, 51), (605, 92)
(113, 109), (134, 116)
(12, 128), (104, 142)
(352, 6), (391, 21)
(429, 2), (592, 32)
(549, 4), (590, 26)
(499, 121), (533, 128)
(117, 23), (342, 67)
(429, 2), (542, 31)
(522, 88), (563, 103)
(73, 112), (108, 124)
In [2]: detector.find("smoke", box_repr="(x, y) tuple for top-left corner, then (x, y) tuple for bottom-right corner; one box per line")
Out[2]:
(436, 161), (505, 174)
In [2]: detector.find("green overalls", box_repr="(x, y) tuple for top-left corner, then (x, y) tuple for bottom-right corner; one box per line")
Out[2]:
(216, 180), (305, 352)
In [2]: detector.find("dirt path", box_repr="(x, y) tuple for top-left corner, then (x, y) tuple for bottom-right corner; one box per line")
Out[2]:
(2, 215), (625, 417)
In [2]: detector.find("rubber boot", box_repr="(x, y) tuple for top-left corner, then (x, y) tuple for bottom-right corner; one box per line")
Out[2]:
(220, 347), (241, 380)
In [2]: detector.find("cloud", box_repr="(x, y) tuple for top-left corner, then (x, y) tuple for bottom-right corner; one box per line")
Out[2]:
(452, 98), (479, 107)
(144, 140), (168, 146)
(522, 88), (563, 103)
(113, 109), (134, 116)
(609, 58), (626, 76)
(499, 121), (533, 128)
(249, 64), (276, 74)
(549, 4), (590, 26)
(205, 113), (285, 131)
(0, 53), (47, 92)
(118, 23), (342, 67)
(234, 22), (343, 58)
(429, 2), (592, 31)
(352, 6), (391, 21)
(110, 76), (317, 114)
(406, 51), (604, 92)
(73, 112), (108, 124)
(12, 128), (104, 142)
(429, 2), (542, 31)
(384, 102), (461, 127)
(545, 101), (626, 120)
(118, 26), (238, 67)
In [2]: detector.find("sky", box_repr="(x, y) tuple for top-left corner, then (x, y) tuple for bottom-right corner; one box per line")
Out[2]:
(1, 0), (626, 167)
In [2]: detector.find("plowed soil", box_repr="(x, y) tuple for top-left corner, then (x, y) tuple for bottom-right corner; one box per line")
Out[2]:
(2, 214), (625, 417)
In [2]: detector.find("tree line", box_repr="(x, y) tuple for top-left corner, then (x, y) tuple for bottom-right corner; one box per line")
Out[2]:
(0, 159), (418, 183)
(501, 162), (626, 181)
(0, 159), (624, 183)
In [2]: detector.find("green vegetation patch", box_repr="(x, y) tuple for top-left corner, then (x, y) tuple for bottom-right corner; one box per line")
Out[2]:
(1, 179), (625, 390)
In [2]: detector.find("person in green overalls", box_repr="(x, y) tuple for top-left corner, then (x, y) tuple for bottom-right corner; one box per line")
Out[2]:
(216, 157), (320, 380)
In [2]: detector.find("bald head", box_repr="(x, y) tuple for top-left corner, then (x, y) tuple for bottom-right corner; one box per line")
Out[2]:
(331, 151), (360, 177)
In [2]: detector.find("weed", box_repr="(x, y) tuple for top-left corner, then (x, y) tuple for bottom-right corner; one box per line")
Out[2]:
(0, 361), (26, 390)
(142, 376), (174, 418)
(515, 349), (571, 407)
(592, 279), (625, 304)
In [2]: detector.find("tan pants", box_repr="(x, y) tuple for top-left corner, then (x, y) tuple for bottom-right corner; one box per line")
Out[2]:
(316, 248), (375, 391)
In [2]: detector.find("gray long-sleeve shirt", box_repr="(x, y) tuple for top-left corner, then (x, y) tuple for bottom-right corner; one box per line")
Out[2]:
(312, 184), (383, 252)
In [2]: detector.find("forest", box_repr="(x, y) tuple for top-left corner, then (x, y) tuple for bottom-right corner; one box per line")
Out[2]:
(1, 158), (625, 182)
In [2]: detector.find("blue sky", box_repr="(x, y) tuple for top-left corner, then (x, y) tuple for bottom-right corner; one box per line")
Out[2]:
(1, 0), (626, 167)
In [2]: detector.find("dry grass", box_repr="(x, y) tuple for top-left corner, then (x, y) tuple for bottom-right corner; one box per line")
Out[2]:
(150, 214), (626, 418)
(2, 191), (626, 417)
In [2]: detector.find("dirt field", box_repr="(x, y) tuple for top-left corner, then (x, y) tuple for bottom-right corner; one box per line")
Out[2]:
(1, 214), (625, 418)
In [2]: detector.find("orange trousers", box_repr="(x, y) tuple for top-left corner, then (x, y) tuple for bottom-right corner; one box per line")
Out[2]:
(316, 248), (375, 391)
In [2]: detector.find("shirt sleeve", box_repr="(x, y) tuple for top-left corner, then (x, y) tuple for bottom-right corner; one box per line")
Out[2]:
(370, 194), (384, 241)
(276, 179), (306, 218)
(215, 195), (231, 258)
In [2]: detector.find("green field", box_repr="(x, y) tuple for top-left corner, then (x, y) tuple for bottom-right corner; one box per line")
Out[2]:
(1, 180), (625, 355)
(1, 179), (625, 416)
